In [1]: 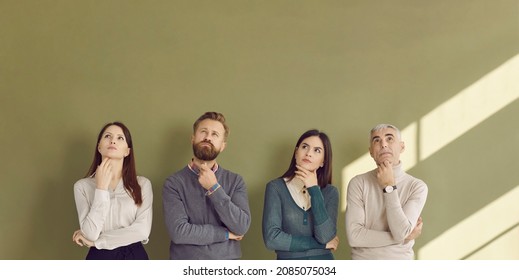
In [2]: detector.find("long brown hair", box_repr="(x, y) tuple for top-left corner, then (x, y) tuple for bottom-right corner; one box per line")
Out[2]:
(281, 129), (333, 188)
(86, 122), (143, 206)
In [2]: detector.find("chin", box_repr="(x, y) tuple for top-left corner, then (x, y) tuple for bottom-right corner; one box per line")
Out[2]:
(305, 164), (319, 172)
(104, 154), (123, 160)
(378, 156), (392, 162)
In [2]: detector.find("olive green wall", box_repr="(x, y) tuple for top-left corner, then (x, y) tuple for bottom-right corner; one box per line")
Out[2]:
(1, 1), (518, 259)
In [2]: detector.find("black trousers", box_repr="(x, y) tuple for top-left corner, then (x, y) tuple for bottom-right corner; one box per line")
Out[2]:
(86, 242), (149, 260)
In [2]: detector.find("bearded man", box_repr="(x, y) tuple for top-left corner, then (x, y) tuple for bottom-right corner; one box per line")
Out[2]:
(162, 112), (251, 260)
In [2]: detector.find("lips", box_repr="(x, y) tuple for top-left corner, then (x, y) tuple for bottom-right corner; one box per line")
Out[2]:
(302, 159), (312, 164)
(198, 141), (214, 149)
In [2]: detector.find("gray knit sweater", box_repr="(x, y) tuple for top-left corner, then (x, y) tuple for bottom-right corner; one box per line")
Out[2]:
(163, 165), (251, 259)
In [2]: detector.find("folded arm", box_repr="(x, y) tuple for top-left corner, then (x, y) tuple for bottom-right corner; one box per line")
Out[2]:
(207, 175), (251, 236)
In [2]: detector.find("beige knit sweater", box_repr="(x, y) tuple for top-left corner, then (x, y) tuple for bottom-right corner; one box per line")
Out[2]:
(345, 162), (428, 260)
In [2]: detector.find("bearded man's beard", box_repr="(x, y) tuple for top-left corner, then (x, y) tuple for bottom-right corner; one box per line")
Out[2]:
(193, 141), (220, 161)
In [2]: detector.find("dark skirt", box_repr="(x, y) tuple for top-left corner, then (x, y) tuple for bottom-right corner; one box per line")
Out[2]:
(86, 242), (149, 260)
(277, 252), (334, 260)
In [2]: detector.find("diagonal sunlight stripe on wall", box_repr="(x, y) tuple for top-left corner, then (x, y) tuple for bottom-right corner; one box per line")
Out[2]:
(342, 54), (519, 259)
(419, 185), (519, 260)
(419, 54), (519, 160)
(466, 226), (519, 260)
(341, 53), (519, 211)
(341, 54), (519, 212)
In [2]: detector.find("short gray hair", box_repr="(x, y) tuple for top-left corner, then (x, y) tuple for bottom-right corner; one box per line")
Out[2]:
(369, 124), (401, 141)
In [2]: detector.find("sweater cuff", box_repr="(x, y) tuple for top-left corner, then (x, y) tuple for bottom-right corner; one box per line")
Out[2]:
(94, 238), (105, 249)
(307, 186), (328, 225)
(205, 183), (221, 196)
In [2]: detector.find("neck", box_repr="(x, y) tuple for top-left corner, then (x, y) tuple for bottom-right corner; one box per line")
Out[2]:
(192, 157), (217, 169)
(392, 161), (404, 178)
(289, 176), (305, 189)
(103, 157), (124, 181)
(376, 160), (401, 167)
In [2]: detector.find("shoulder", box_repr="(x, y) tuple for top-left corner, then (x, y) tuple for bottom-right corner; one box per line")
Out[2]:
(352, 168), (376, 180)
(164, 167), (190, 186)
(346, 170), (378, 197)
(414, 178), (428, 189)
(266, 177), (285, 189)
(400, 173), (428, 199)
(412, 177), (428, 195)
(217, 166), (244, 179)
(74, 177), (95, 190)
(322, 184), (339, 196)
(137, 176), (152, 189)
(348, 169), (376, 186)
(403, 173), (428, 190)
(265, 178), (287, 194)
(216, 166), (247, 188)
(264, 178), (287, 198)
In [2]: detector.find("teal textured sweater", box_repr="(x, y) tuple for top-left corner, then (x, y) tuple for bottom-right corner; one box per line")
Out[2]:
(262, 178), (339, 259)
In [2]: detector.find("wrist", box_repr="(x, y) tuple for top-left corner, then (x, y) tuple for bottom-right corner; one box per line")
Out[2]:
(381, 180), (395, 187)
(383, 185), (397, 193)
(205, 183), (221, 196)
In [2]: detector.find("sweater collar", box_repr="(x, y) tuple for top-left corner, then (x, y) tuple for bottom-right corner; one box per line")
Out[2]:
(372, 161), (405, 179)
(392, 161), (404, 179)
(187, 159), (219, 176)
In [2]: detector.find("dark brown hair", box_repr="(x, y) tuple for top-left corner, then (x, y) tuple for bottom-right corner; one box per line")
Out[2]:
(193, 112), (229, 139)
(86, 122), (143, 206)
(281, 129), (333, 188)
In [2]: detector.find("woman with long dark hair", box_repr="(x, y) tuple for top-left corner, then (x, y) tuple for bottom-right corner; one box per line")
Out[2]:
(72, 122), (153, 259)
(262, 129), (339, 259)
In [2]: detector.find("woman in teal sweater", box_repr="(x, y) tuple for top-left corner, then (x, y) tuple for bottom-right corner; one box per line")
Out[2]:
(262, 129), (339, 260)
